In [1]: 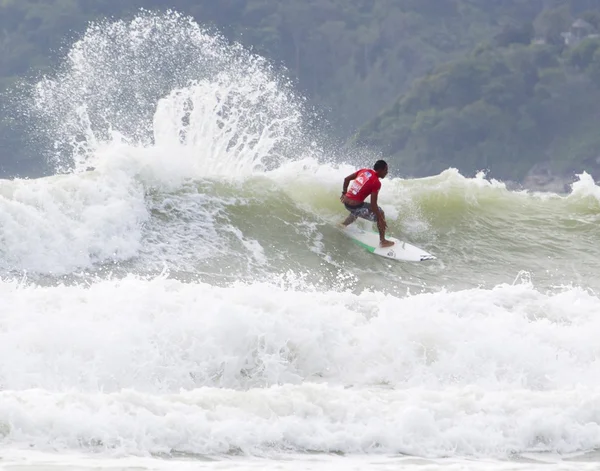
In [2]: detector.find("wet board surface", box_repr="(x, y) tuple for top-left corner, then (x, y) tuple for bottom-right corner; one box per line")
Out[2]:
(341, 225), (436, 262)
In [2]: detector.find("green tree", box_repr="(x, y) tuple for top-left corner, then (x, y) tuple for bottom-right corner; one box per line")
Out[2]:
(533, 5), (571, 46)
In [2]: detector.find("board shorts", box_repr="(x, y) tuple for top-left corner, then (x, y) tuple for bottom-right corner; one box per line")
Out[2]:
(344, 202), (381, 222)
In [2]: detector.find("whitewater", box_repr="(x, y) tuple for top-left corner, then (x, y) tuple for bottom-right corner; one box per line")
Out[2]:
(1, 10), (600, 471)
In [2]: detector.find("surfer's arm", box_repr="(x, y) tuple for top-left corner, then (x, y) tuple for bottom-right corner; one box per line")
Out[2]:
(342, 172), (358, 195)
(341, 172), (358, 201)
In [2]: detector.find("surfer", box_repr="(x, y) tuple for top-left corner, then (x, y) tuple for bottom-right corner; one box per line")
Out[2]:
(340, 160), (394, 248)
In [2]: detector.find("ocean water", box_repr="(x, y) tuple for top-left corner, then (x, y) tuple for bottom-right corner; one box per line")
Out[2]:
(2, 10), (600, 471)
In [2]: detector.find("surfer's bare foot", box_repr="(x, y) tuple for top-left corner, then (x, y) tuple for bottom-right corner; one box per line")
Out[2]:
(380, 239), (394, 248)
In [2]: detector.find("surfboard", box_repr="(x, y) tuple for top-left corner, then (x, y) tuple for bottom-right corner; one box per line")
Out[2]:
(340, 224), (436, 262)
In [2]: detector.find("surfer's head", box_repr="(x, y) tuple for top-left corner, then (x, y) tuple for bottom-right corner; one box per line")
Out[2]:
(373, 160), (388, 178)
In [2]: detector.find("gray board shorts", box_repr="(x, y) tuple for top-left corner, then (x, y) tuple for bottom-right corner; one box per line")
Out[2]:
(344, 201), (382, 222)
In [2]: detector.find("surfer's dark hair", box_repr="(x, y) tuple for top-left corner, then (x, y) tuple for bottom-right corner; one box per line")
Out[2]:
(373, 160), (387, 171)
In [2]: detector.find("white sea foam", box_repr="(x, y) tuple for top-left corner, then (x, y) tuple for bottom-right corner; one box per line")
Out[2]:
(1, 276), (600, 457)
(0, 170), (147, 273)
(2, 276), (600, 393)
(3, 384), (600, 458)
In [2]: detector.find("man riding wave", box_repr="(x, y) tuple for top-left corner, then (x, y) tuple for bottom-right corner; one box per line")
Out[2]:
(340, 160), (394, 248)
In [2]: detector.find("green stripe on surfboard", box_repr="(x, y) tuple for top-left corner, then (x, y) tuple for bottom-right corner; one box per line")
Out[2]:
(349, 238), (376, 253)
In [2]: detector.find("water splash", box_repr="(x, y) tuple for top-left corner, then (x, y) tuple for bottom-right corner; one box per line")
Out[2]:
(28, 10), (304, 176)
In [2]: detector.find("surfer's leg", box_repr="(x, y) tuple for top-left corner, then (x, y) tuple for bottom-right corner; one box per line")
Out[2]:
(342, 213), (357, 226)
(360, 205), (392, 246)
(341, 202), (362, 226)
(378, 207), (388, 229)
(356, 205), (377, 222)
(375, 207), (394, 247)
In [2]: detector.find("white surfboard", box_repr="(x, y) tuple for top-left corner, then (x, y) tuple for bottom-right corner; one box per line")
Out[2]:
(341, 225), (436, 262)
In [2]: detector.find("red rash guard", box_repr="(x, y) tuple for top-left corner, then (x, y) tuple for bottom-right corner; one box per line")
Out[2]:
(345, 168), (381, 203)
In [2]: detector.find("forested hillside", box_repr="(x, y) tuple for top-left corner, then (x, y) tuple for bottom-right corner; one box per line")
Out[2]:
(0, 0), (599, 183)
(354, 4), (600, 182)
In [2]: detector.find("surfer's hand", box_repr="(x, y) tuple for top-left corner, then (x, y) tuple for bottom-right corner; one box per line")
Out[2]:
(340, 193), (345, 202)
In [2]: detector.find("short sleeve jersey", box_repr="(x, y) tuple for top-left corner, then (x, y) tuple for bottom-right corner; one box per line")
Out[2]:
(345, 168), (381, 202)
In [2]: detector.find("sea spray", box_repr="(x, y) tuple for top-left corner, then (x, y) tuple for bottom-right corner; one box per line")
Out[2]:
(27, 10), (305, 176)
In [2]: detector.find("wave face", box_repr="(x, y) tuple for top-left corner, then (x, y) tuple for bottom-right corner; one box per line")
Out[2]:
(2, 10), (600, 465)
